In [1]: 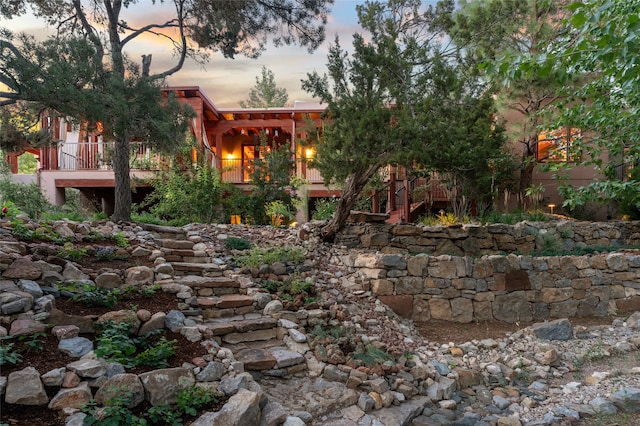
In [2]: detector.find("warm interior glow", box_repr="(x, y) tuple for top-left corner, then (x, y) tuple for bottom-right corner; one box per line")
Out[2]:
(227, 153), (234, 159)
(305, 148), (314, 158)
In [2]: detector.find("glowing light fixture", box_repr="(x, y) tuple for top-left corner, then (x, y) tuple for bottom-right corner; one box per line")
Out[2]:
(548, 203), (556, 214)
(227, 153), (234, 159)
(305, 148), (314, 158)
(240, 129), (245, 135)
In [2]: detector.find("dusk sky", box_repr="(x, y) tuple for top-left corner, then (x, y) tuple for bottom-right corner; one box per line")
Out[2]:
(2, 1), (439, 108)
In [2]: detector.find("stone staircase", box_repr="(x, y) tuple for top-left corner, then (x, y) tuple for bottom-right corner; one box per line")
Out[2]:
(153, 234), (307, 377)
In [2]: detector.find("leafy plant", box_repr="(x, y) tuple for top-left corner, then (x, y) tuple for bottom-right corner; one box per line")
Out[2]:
(0, 340), (23, 366)
(113, 231), (130, 248)
(82, 389), (148, 426)
(265, 200), (296, 227)
(311, 198), (337, 220)
(224, 237), (253, 251)
(0, 176), (51, 219)
(18, 331), (47, 354)
(94, 320), (177, 369)
(61, 282), (120, 308)
(57, 242), (88, 261)
(84, 385), (221, 426)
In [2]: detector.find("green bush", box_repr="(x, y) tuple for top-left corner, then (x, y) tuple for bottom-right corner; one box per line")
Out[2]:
(311, 198), (337, 220)
(94, 320), (177, 369)
(138, 142), (229, 225)
(224, 237), (253, 250)
(0, 177), (51, 219)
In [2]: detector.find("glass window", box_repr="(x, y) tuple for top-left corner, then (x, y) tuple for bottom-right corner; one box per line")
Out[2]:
(537, 127), (580, 162)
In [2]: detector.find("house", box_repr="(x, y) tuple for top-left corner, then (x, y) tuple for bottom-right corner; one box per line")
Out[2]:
(4, 86), (341, 220)
(3, 86), (624, 222)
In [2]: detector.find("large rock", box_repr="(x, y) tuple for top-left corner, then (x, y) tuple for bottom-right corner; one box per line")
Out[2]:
(3, 258), (42, 280)
(190, 388), (263, 426)
(95, 374), (145, 408)
(493, 291), (533, 323)
(138, 367), (195, 406)
(125, 266), (154, 287)
(528, 318), (573, 341)
(48, 382), (92, 410)
(5, 366), (49, 405)
(610, 387), (640, 412)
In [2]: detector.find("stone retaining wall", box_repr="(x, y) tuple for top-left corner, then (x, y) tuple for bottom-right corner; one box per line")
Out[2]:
(335, 219), (640, 256)
(343, 251), (640, 323)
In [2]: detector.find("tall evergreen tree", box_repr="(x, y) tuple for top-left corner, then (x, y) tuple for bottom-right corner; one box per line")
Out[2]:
(240, 66), (289, 108)
(0, 0), (332, 221)
(303, 0), (508, 239)
(450, 0), (571, 209)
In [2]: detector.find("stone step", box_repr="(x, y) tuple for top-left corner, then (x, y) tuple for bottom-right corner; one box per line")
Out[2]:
(205, 316), (278, 337)
(235, 347), (306, 374)
(177, 275), (239, 289)
(198, 294), (254, 309)
(159, 239), (194, 249)
(171, 262), (223, 275)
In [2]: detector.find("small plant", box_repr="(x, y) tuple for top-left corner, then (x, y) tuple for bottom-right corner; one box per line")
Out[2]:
(351, 344), (391, 367)
(535, 232), (563, 256)
(82, 389), (147, 426)
(265, 200), (296, 227)
(61, 282), (120, 307)
(312, 198), (337, 220)
(235, 246), (306, 267)
(57, 242), (88, 261)
(113, 231), (130, 248)
(0, 340), (23, 366)
(95, 320), (177, 369)
(18, 331), (47, 354)
(225, 237), (253, 251)
(175, 386), (220, 416)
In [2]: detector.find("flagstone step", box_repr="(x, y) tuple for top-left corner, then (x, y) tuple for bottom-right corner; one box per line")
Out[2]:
(235, 347), (306, 374)
(205, 316), (278, 337)
(170, 262), (223, 275)
(177, 275), (239, 289)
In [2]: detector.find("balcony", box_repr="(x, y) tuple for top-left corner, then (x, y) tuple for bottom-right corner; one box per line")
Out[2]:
(215, 157), (325, 184)
(39, 142), (327, 186)
(41, 142), (170, 171)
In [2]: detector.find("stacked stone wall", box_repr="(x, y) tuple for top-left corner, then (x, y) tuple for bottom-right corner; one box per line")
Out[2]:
(335, 219), (640, 323)
(335, 219), (640, 256)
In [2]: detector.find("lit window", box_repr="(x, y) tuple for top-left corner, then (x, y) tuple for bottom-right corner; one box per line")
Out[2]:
(537, 127), (580, 162)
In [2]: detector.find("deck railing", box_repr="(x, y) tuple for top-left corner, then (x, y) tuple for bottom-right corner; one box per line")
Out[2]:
(215, 157), (325, 184)
(50, 142), (169, 171)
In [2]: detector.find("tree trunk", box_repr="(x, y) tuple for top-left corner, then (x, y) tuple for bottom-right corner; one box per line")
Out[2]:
(111, 133), (132, 222)
(321, 164), (381, 241)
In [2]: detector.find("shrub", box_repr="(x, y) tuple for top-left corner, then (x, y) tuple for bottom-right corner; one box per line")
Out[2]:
(0, 177), (51, 219)
(94, 320), (177, 369)
(138, 142), (229, 224)
(311, 198), (337, 220)
(224, 237), (253, 250)
(265, 200), (296, 226)
(235, 246), (306, 267)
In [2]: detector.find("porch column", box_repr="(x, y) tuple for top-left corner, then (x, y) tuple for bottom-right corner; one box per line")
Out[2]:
(215, 133), (223, 170)
(403, 179), (410, 222)
(389, 168), (397, 212)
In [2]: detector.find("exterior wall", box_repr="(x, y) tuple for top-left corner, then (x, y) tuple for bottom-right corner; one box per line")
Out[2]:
(39, 170), (157, 206)
(10, 174), (36, 185)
